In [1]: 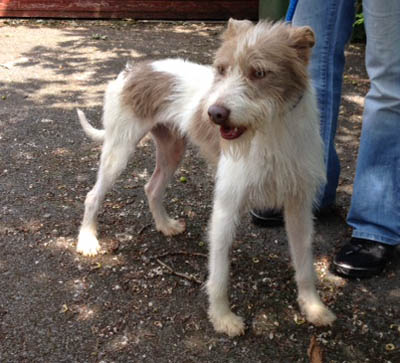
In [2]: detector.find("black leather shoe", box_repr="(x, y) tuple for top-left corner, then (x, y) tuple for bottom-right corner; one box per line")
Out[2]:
(250, 209), (284, 227)
(333, 238), (395, 278)
(250, 205), (335, 228)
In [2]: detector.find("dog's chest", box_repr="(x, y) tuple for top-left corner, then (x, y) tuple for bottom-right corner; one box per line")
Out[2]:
(247, 156), (291, 203)
(219, 151), (300, 210)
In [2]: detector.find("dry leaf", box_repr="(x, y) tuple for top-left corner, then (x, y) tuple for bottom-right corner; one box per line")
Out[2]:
(307, 335), (324, 363)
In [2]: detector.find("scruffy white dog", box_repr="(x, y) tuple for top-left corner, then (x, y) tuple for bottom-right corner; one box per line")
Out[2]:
(76, 19), (336, 336)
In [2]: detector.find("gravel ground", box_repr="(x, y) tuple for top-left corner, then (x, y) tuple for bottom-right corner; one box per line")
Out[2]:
(0, 19), (399, 363)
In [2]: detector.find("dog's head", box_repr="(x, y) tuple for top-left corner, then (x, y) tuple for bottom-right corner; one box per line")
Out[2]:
(207, 19), (315, 154)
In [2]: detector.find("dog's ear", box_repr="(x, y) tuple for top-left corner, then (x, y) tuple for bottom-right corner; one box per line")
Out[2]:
(222, 18), (253, 40)
(289, 26), (315, 64)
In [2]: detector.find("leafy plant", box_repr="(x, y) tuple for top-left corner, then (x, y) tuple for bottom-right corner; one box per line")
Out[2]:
(352, 1), (365, 43)
(354, 12), (364, 27)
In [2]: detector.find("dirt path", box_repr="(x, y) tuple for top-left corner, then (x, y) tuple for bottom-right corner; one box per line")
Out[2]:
(0, 19), (399, 362)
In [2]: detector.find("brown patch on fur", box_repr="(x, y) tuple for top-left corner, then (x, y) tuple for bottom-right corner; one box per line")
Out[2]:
(188, 99), (221, 166)
(150, 123), (186, 168)
(213, 21), (313, 109)
(214, 20), (253, 76)
(222, 18), (254, 41)
(288, 26), (315, 64)
(121, 62), (174, 119)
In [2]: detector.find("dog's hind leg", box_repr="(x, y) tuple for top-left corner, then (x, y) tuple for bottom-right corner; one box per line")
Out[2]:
(284, 197), (336, 326)
(77, 121), (149, 256)
(145, 124), (186, 236)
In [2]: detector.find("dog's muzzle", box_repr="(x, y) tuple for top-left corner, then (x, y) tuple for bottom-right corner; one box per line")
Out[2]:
(208, 104), (246, 140)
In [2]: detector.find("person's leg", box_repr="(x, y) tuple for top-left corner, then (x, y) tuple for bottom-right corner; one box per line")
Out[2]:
(293, 0), (355, 208)
(347, 0), (400, 244)
(334, 0), (400, 278)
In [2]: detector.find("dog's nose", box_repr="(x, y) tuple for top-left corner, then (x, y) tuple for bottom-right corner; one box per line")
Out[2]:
(208, 105), (230, 125)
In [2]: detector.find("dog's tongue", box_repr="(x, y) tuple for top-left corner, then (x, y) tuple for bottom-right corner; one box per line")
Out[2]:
(220, 126), (246, 140)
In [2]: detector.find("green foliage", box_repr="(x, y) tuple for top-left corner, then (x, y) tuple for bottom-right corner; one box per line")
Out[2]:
(352, 1), (365, 43)
(354, 12), (364, 27)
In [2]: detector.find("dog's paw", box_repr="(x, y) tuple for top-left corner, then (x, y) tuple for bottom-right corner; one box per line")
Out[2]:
(77, 229), (100, 256)
(157, 218), (186, 236)
(302, 303), (336, 327)
(209, 311), (245, 337)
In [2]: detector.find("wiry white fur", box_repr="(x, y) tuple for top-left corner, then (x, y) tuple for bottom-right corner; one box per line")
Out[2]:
(76, 19), (336, 337)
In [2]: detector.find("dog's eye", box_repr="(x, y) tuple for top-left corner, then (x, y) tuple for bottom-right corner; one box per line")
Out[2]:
(252, 69), (266, 79)
(217, 65), (226, 76)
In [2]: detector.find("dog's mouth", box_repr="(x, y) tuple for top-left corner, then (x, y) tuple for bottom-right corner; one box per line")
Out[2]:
(219, 125), (247, 140)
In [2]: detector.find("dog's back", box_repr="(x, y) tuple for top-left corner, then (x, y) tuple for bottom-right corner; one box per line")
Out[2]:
(103, 59), (213, 131)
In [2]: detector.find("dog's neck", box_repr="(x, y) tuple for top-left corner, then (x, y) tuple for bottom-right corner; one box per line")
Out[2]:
(289, 93), (303, 112)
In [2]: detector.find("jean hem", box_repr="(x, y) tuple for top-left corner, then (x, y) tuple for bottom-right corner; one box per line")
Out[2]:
(352, 230), (400, 246)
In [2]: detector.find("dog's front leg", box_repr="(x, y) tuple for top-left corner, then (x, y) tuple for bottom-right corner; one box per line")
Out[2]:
(206, 189), (246, 337)
(284, 198), (336, 326)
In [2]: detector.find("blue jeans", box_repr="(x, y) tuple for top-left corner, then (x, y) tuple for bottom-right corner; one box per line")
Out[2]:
(292, 0), (400, 246)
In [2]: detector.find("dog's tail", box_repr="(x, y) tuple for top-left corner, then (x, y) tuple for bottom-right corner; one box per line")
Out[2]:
(77, 109), (105, 142)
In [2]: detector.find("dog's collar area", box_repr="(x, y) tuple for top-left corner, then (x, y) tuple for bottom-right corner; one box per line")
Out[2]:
(289, 94), (303, 112)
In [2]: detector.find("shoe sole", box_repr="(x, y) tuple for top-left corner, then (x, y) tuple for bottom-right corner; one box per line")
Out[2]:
(333, 263), (384, 279)
(250, 205), (335, 228)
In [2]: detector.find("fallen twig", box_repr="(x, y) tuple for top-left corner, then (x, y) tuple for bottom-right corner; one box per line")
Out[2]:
(156, 258), (203, 285)
(154, 250), (207, 259)
(138, 224), (151, 235)
(308, 335), (324, 363)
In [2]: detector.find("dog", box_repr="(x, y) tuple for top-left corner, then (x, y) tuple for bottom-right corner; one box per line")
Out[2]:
(76, 19), (336, 337)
